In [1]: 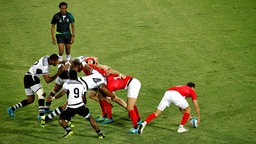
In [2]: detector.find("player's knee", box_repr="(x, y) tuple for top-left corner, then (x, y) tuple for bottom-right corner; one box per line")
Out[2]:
(27, 97), (34, 104)
(36, 89), (46, 100)
(61, 104), (67, 110)
(183, 107), (191, 113)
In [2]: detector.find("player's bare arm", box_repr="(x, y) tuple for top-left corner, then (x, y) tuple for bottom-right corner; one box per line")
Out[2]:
(192, 100), (200, 125)
(70, 23), (75, 44)
(54, 90), (67, 99)
(43, 67), (64, 83)
(51, 24), (56, 45)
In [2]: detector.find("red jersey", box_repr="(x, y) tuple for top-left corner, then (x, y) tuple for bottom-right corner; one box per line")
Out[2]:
(106, 75), (133, 92)
(168, 85), (197, 100)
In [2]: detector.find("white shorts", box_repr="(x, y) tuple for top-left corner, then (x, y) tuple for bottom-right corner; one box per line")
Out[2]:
(157, 90), (189, 111)
(24, 83), (42, 95)
(125, 78), (141, 98)
(55, 77), (69, 85)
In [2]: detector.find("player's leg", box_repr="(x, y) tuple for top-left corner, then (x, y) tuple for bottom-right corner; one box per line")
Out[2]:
(127, 97), (139, 134)
(58, 108), (74, 138)
(64, 33), (72, 61)
(139, 91), (171, 134)
(126, 78), (141, 133)
(65, 43), (71, 61)
(171, 91), (190, 133)
(8, 75), (37, 117)
(35, 88), (46, 118)
(42, 101), (67, 126)
(87, 89), (99, 102)
(57, 43), (64, 62)
(81, 106), (105, 138)
(8, 95), (35, 117)
(102, 97), (114, 124)
(138, 109), (162, 134)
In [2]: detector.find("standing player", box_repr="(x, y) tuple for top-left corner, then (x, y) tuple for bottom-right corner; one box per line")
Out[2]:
(51, 2), (75, 62)
(138, 82), (200, 134)
(46, 70), (105, 138)
(7, 54), (65, 118)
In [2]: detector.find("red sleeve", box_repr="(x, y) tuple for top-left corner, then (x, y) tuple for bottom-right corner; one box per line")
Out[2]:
(89, 64), (106, 76)
(190, 89), (197, 100)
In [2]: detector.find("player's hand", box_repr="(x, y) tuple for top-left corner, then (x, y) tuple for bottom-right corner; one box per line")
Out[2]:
(197, 118), (200, 125)
(47, 96), (55, 102)
(119, 74), (126, 79)
(63, 63), (70, 70)
(57, 66), (65, 74)
(52, 38), (56, 45)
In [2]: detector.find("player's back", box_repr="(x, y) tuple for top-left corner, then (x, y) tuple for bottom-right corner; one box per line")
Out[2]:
(28, 56), (49, 77)
(64, 80), (85, 108)
(168, 85), (196, 99)
(107, 75), (133, 92)
(78, 69), (106, 90)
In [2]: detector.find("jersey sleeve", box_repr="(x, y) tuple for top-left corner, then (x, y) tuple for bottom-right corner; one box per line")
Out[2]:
(190, 89), (197, 100)
(63, 82), (69, 91)
(67, 13), (75, 23)
(51, 14), (57, 24)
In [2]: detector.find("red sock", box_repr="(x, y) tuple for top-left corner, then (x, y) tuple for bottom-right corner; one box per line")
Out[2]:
(129, 110), (138, 129)
(145, 113), (156, 123)
(106, 102), (112, 119)
(133, 105), (140, 121)
(99, 99), (107, 117)
(180, 112), (190, 125)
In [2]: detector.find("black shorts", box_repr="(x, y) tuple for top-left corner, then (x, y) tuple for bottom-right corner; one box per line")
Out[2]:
(24, 75), (40, 89)
(56, 33), (72, 44)
(60, 106), (90, 121)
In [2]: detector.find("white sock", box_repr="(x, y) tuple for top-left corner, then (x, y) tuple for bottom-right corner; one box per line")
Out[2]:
(58, 55), (63, 62)
(66, 54), (71, 61)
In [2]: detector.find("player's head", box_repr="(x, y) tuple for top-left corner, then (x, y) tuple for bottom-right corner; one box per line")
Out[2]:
(187, 82), (195, 88)
(59, 2), (68, 14)
(69, 70), (77, 80)
(49, 54), (59, 66)
(70, 59), (83, 72)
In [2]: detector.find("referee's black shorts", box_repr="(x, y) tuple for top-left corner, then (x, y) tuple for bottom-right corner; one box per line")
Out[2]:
(56, 33), (72, 44)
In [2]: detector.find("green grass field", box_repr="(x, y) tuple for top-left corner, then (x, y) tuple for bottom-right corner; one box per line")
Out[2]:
(0, 0), (256, 143)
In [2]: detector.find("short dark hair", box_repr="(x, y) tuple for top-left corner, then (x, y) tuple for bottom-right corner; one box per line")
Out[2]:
(69, 70), (77, 80)
(187, 82), (195, 88)
(59, 2), (68, 8)
(70, 59), (81, 70)
(49, 54), (59, 61)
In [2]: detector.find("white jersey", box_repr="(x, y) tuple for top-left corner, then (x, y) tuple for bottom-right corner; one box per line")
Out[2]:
(78, 69), (106, 90)
(63, 80), (86, 108)
(28, 56), (50, 77)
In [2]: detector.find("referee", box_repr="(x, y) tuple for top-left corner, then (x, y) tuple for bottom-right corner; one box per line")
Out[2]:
(51, 2), (75, 63)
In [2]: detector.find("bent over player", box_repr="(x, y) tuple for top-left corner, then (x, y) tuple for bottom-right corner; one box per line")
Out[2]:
(139, 82), (200, 134)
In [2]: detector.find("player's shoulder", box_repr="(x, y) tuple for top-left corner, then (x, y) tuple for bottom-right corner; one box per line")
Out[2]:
(67, 12), (75, 19)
